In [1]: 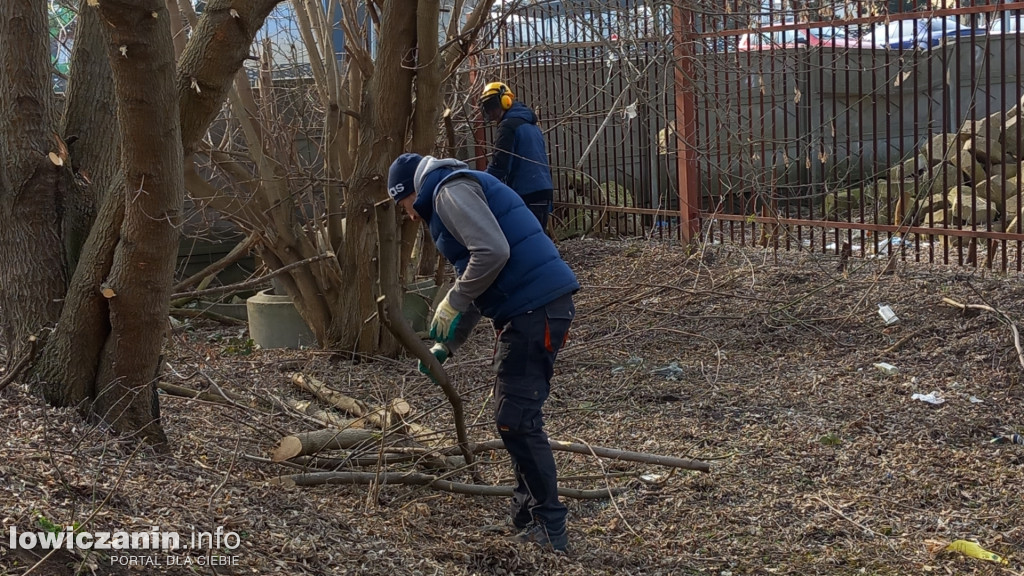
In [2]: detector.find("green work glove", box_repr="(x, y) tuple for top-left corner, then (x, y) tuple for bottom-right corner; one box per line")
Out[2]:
(418, 342), (450, 380)
(429, 291), (462, 342)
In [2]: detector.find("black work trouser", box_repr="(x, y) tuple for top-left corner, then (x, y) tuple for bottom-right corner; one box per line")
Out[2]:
(493, 293), (574, 532)
(521, 189), (553, 232)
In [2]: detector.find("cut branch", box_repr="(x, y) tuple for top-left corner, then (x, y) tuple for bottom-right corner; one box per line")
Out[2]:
(290, 372), (371, 418)
(268, 470), (626, 499)
(281, 398), (359, 429)
(461, 439), (711, 473)
(374, 199), (477, 474)
(941, 296), (1024, 371)
(289, 373), (433, 436)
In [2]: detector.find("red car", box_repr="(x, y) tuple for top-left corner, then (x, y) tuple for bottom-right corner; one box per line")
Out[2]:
(737, 25), (873, 50)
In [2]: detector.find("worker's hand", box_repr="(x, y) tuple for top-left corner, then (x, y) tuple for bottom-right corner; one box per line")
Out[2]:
(429, 292), (462, 342)
(418, 342), (450, 381)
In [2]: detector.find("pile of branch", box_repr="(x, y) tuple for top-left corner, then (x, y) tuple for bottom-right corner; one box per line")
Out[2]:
(267, 372), (711, 499)
(289, 372), (443, 445)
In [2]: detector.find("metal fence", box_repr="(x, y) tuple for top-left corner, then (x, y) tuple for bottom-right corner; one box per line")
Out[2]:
(484, 1), (1024, 270)
(477, 1), (680, 239)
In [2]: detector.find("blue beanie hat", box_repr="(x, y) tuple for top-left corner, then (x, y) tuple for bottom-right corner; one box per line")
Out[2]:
(387, 153), (423, 202)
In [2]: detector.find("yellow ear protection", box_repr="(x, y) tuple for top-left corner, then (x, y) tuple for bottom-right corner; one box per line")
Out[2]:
(498, 84), (513, 110)
(482, 82), (515, 111)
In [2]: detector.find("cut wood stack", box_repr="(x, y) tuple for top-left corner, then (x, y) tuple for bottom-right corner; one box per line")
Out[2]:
(845, 94), (1024, 236)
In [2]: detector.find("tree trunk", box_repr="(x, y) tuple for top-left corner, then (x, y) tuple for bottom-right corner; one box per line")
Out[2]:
(336, 0), (418, 355)
(0, 1), (68, 350)
(38, 188), (125, 407)
(177, 0), (285, 154)
(84, 0), (185, 447)
(61, 0), (123, 272)
(1, 0), (286, 448)
(35, 0), (125, 406)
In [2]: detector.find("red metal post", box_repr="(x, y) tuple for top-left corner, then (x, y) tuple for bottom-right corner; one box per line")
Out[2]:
(672, 4), (700, 243)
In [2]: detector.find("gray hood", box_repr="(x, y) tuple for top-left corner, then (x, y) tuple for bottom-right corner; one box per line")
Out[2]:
(413, 156), (469, 194)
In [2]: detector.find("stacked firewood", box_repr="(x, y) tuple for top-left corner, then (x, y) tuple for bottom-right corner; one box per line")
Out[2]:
(873, 94), (1024, 234)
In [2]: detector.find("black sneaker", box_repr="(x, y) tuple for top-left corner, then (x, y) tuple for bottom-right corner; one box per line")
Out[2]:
(512, 522), (570, 553)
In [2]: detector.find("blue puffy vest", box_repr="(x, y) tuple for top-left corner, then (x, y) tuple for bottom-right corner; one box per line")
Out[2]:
(421, 168), (578, 323)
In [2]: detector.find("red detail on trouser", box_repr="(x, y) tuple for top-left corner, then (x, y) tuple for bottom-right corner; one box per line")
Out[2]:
(544, 319), (553, 353)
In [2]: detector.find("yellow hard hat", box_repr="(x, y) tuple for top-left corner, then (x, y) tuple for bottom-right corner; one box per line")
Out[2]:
(480, 82), (514, 111)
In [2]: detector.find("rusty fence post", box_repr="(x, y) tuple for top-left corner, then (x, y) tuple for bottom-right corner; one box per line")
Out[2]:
(672, 3), (700, 244)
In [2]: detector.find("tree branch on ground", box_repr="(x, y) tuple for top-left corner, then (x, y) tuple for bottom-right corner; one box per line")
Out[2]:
(173, 233), (258, 292)
(267, 470), (627, 499)
(941, 296), (1024, 371)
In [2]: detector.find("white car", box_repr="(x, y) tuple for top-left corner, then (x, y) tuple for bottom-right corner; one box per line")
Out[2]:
(868, 17), (980, 49)
(988, 14), (1023, 34)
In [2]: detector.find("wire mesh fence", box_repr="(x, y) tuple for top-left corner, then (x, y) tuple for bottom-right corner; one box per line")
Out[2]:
(477, 1), (681, 240)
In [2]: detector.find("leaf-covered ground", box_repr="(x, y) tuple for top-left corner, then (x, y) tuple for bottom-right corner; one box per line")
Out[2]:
(2, 237), (1023, 576)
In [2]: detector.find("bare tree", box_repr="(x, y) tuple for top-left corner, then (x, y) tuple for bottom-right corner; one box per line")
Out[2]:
(0, 0), (504, 445)
(183, 0), (498, 354)
(0, 0), (287, 447)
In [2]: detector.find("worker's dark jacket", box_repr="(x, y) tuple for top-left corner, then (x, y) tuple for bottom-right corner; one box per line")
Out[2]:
(486, 102), (554, 205)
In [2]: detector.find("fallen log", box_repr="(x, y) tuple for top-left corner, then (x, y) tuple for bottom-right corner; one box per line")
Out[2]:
(350, 397), (411, 429)
(169, 306), (248, 326)
(272, 428), (453, 469)
(289, 373), (443, 440)
(289, 373), (406, 426)
(157, 381), (246, 406)
(460, 439), (710, 473)
(268, 471), (626, 499)
(403, 422), (446, 447)
(291, 453), (418, 469)
(243, 452), (417, 470)
(290, 373), (372, 417)
(271, 428), (382, 462)
(282, 398), (360, 429)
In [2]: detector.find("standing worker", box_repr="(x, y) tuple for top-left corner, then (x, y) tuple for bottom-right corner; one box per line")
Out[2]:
(479, 82), (555, 229)
(387, 152), (579, 553)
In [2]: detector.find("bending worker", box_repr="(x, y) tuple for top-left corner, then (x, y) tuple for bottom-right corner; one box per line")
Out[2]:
(387, 152), (578, 553)
(479, 81), (555, 229)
